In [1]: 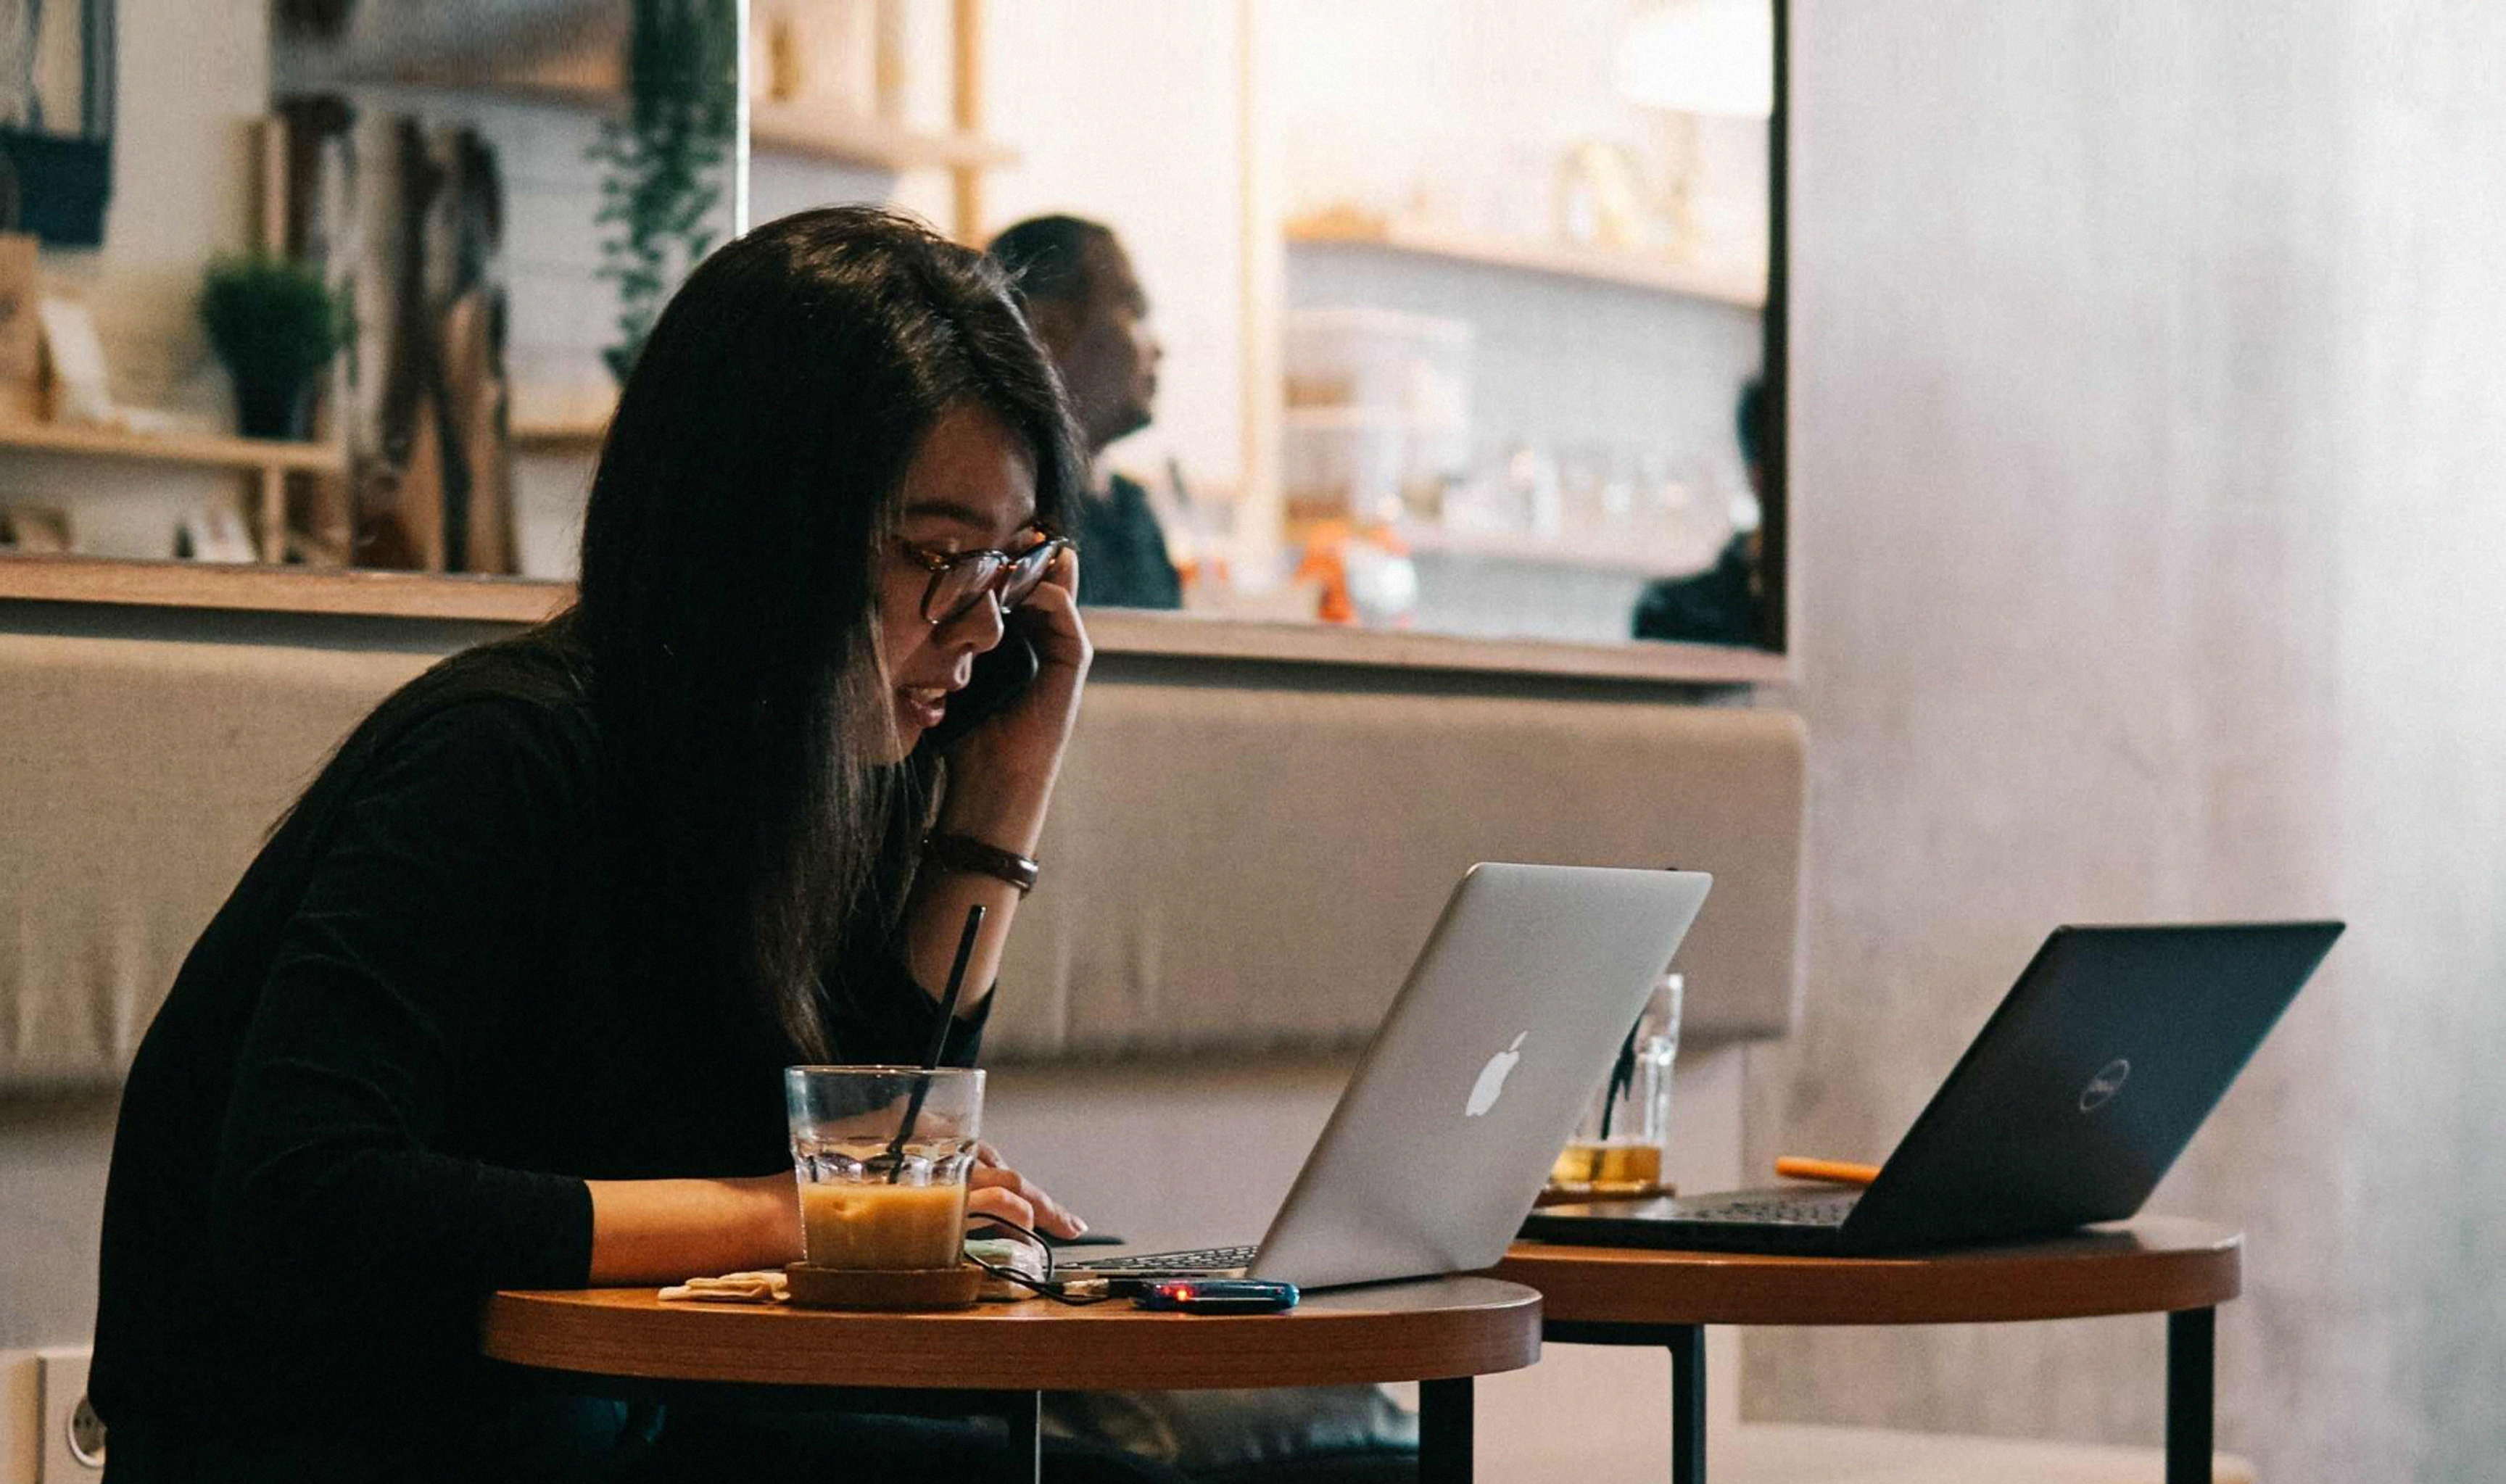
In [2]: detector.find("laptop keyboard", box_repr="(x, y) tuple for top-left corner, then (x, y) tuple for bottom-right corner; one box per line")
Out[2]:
(1065, 1245), (1259, 1272)
(1676, 1190), (1861, 1227)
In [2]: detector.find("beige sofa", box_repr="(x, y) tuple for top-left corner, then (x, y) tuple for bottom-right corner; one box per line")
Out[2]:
(0, 619), (1809, 1085)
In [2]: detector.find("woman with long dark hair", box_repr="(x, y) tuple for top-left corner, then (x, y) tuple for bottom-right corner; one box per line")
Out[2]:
(89, 207), (1159, 1480)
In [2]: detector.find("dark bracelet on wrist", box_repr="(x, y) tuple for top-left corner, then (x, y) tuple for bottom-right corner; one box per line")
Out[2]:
(922, 832), (1040, 895)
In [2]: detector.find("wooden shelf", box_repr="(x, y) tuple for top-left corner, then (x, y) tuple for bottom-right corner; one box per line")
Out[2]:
(0, 557), (1786, 686)
(0, 555), (566, 623)
(481, 1277), (1542, 1393)
(379, 78), (1017, 175)
(344, 7), (1014, 177)
(0, 420), (347, 474)
(508, 418), (608, 453)
(1083, 609), (1784, 686)
(1285, 215), (1766, 308)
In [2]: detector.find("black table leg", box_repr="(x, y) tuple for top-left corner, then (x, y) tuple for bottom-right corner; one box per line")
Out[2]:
(2167, 1307), (2214, 1484)
(1419, 1376), (1475, 1484)
(1002, 1388), (1043, 1484)
(1670, 1324), (1707, 1484)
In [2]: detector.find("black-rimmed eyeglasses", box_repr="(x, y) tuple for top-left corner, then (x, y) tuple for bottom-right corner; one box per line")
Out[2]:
(898, 528), (1072, 626)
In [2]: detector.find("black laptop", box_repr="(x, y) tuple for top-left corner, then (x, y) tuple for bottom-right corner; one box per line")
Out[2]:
(1521, 921), (2344, 1256)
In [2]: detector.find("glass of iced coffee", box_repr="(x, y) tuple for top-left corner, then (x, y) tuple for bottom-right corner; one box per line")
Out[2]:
(784, 1066), (985, 1306)
(1545, 971), (1683, 1203)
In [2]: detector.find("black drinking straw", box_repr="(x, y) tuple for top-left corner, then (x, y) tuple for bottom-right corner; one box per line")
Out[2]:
(1596, 1015), (1641, 1141)
(885, 902), (985, 1182)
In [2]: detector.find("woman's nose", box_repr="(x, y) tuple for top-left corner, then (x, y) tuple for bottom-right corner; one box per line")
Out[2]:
(941, 589), (1008, 652)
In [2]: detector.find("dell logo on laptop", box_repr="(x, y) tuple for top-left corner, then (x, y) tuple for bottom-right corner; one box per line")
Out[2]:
(2078, 1058), (2132, 1113)
(1465, 1033), (1529, 1117)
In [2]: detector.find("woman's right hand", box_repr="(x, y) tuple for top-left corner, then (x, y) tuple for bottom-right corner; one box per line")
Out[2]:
(965, 1143), (1087, 1240)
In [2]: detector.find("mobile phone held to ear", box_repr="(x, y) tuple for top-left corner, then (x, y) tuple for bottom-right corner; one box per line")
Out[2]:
(926, 628), (1039, 753)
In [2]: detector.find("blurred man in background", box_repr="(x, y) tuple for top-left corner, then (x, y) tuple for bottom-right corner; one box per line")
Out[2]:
(1632, 376), (1767, 647)
(988, 215), (1182, 610)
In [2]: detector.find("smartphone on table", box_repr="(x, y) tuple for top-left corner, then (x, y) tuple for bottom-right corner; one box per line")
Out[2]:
(1132, 1279), (1300, 1314)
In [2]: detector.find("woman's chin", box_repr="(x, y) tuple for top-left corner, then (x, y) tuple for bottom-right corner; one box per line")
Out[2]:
(872, 710), (925, 764)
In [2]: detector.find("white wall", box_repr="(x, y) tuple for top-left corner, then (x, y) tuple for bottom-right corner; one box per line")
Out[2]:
(0, 1095), (115, 1353)
(41, 0), (265, 414)
(977, 0), (1248, 496)
(0, 0), (268, 557)
(1758, 4), (2506, 1480)
(1265, 0), (1763, 283)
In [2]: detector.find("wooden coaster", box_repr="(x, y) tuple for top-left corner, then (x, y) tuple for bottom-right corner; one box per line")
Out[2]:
(783, 1262), (983, 1311)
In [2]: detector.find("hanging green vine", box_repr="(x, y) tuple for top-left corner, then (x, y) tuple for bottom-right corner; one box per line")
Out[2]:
(591, 0), (737, 382)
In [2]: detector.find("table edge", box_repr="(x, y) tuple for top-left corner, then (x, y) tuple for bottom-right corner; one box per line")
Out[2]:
(480, 1278), (1545, 1392)
(1487, 1221), (2244, 1327)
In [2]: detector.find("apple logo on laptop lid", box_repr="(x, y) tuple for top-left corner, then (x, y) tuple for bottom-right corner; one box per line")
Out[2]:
(1466, 1032), (1528, 1117)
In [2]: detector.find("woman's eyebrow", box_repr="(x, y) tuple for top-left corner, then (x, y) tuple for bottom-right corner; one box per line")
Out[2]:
(899, 497), (1040, 535)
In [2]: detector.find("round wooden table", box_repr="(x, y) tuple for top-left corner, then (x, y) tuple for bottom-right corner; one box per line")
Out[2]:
(1486, 1216), (2241, 1484)
(482, 1275), (1542, 1483)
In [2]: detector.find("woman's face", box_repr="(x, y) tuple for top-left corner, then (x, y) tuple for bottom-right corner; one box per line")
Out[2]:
(870, 403), (1041, 762)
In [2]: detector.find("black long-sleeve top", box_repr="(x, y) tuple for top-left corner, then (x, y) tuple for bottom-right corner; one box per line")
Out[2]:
(88, 631), (983, 1462)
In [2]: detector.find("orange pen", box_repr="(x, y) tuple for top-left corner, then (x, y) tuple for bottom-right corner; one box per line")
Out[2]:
(1774, 1155), (1881, 1187)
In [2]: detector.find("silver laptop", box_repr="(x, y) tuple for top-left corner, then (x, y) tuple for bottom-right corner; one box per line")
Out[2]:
(1069, 862), (1711, 1290)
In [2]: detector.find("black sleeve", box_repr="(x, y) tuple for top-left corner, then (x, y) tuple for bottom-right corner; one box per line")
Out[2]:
(208, 702), (595, 1307)
(822, 953), (993, 1068)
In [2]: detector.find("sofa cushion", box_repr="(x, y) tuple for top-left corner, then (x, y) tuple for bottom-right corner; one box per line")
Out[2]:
(0, 625), (1806, 1085)
(0, 630), (434, 1088)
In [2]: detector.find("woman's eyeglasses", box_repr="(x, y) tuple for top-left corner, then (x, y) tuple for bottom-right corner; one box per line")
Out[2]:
(899, 528), (1072, 626)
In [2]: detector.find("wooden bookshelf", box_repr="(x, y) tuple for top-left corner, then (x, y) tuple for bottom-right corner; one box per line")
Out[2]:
(0, 421), (348, 563)
(1285, 215), (1766, 309)
(0, 420), (345, 474)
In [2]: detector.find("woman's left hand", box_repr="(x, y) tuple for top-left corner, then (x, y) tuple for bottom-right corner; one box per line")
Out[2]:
(938, 546), (1090, 852)
(965, 1142), (1088, 1240)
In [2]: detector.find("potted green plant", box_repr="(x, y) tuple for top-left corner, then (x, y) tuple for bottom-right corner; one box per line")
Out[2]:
(591, 0), (737, 381)
(198, 253), (348, 441)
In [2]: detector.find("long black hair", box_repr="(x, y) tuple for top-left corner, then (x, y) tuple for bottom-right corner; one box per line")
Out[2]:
(574, 205), (1081, 1058)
